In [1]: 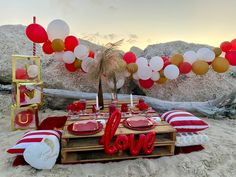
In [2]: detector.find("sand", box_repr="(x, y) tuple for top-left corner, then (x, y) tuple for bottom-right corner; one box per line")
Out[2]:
(0, 93), (236, 177)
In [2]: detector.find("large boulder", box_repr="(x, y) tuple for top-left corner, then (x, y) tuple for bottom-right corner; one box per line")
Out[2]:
(0, 25), (235, 102)
(0, 25), (112, 93)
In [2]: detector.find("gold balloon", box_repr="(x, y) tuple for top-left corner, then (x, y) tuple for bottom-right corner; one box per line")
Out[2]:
(156, 77), (167, 84)
(213, 47), (222, 57)
(127, 63), (138, 74)
(51, 39), (64, 52)
(170, 54), (184, 66)
(212, 57), (229, 73)
(74, 59), (82, 69)
(192, 60), (209, 75)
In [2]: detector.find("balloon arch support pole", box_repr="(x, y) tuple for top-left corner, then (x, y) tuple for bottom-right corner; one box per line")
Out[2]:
(32, 16), (36, 57)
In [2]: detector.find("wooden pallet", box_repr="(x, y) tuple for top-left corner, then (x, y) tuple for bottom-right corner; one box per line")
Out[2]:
(61, 120), (176, 164)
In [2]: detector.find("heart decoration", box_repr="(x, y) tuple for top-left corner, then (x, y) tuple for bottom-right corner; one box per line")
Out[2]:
(23, 135), (60, 169)
(24, 89), (35, 100)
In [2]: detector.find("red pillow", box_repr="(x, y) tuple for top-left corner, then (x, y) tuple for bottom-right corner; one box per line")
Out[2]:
(7, 130), (61, 155)
(161, 110), (209, 132)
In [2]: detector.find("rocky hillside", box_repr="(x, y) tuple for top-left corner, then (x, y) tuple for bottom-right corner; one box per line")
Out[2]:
(0, 25), (235, 102)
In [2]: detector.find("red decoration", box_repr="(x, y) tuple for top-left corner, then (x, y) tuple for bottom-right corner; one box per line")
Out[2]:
(225, 50), (236, 66)
(38, 116), (68, 130)
(220, 41), (232, 52)
(163, 60), (171, 69)
(179, 62), (192, 74)
(64, 36), (79, 51)
(114, 135), (129, 151)
(231, 39), (236, 50)
(139, 79), (154, 89)
(103, 110), (121, 155)
(15, 110), (34, 127)
(136, 102), (149, 111)
(65, 63), (77, 72)
(101, 110), (156, 156)
(88, 51), (95, 58)
(121, 103), (128, 112)
(162, 56), (169, 62)
(129, 134), (145, 156)
(67, 102), (84, 112)
(19, 86), (27, 103)
(25, 23), (48, 43)
(123, 52), (136, 64)
(16, 68), (29, 80)
(42, 40), (54, 54)
(143, 131), (155, 154)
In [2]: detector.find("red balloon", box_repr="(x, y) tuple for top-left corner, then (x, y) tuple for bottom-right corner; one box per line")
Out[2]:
(88, 51), (95, 58)
(179, 62), (192, 74)
(26, 23), (48, 43)
(231, 39), (236, 50)
(42, 40), (53, 54)
(123, 52), (136, 64)
(162, 56), (169, 62)
(64, 36), (79, 51)
(65, 63), (77, 72)
(225, 50), (236, 66)
(16, 68), (29, 80)
(163, 60), (171, 69)
(139, 79), (154, 89)
(220, 41), (232, 52)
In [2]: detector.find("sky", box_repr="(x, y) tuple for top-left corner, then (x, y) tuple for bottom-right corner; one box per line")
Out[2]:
(0, 0), (235, 51)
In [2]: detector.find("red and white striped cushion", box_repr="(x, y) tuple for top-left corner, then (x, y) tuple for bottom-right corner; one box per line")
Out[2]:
(7, 130), (62, 155)
(161, 110), (209, 132)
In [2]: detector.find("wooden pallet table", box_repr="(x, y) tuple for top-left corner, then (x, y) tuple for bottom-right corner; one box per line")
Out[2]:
(61, 120), (176, 164)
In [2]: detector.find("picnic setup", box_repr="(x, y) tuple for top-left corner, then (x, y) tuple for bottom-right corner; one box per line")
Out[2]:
(6, 17), (236, 170)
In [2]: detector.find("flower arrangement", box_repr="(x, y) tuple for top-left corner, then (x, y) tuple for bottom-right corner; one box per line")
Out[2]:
(67, 102), (84, 113)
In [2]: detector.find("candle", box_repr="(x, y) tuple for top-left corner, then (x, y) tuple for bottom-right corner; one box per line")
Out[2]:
(96, 95), (99, 110)
(130, 94), (133, 107)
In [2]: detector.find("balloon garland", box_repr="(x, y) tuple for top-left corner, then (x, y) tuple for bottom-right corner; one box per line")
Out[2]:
(26, 19), (94, 73)
(25, 18), (235, 89)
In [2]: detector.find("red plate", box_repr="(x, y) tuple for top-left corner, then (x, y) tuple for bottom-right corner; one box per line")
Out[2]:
(123, 118), (156, 131)
(67, 122), (103, 135)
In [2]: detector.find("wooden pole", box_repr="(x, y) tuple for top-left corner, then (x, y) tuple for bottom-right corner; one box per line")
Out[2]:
(33, 16), (36, 56)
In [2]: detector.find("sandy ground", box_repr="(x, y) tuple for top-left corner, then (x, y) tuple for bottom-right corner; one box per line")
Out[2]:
(0, 93), (236, 177)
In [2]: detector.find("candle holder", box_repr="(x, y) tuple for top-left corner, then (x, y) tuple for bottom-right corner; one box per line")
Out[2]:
(129, 105), (134, 116)
(94, 107), (100, 119)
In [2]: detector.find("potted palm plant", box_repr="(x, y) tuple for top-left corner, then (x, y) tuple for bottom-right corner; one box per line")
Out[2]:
(88, 40), (126, 109)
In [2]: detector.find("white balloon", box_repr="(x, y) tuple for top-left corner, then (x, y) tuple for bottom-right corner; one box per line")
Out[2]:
(107, 77), (125, 89)
(81, 57), (93, 73)
(27, 65), (38, 78)
(164, 64), (179, 80)
(137, 65), (152, 80)
(197, 48), (215, 62)
(183, 51), (198, 64)
(74, 45), (89, 60)
(151, 71), (160, 81)
(54, 52), (64, 62)
(132, 72), (139, 80)
(136, 57), (148, 66)
(47, 19), (70, 40)
(149, 56), (164, 71)
(62, 51), (75, 64)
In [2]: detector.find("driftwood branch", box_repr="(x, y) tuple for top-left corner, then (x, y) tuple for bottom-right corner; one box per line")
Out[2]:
(1, 84), (235, 118)
(43, 88), (236, 119)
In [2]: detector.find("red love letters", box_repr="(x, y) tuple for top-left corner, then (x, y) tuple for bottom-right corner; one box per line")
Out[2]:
(100, 110), (156, 156)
